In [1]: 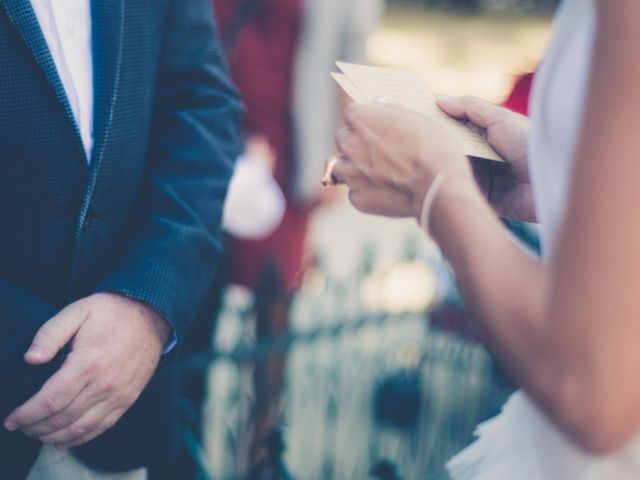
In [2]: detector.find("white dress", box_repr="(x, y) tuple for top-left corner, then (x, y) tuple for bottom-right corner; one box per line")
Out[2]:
(447, 0), (640, 478)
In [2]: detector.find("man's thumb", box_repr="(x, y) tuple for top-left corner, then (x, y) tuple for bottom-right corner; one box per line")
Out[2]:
(25, 305), (85, 365)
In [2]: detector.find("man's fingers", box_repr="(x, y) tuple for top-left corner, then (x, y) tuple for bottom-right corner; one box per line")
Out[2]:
(37, 401), (113, 446)
(4, 355), (88, 430)
(19, 385), (103, 438)
(437, 95), (506, 129)
(25, 303), (88, 365)
(54, 407), (125, 450)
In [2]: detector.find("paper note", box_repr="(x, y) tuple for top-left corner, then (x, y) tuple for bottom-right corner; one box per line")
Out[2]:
(331, 73), (368, 104)
(334, 62), (502, 162)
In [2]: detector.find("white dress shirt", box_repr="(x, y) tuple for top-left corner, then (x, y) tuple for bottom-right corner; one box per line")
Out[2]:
(31, 0), (94, 161)
(29, 0), (284, 241)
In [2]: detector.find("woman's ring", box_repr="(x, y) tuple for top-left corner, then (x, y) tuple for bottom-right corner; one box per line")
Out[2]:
(322, 157), (340, 187)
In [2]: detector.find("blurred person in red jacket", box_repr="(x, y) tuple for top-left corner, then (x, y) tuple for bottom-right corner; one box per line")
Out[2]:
(216, 0), (307, 291)
(212, 0), (382, 473)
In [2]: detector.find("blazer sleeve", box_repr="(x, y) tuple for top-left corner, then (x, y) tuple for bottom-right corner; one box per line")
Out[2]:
(0, 278), (64, 416)
(97, 0), (243, 344)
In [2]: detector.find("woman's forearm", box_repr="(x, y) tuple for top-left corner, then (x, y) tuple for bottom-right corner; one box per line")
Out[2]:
(427, 174), (590, 450)
(430, 175), (549, 385)
(428, 171), (640, 453)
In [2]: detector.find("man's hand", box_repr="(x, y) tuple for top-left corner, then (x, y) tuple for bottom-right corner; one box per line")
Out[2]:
(3, 293), (170, 449)
(437, 96), (536, 222)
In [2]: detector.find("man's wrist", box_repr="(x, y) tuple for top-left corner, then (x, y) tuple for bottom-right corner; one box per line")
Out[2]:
(145, 306), (172, 348)
(102, 293), (173, 351)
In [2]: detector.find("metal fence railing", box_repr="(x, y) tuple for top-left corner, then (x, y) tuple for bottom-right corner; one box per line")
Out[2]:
(179, 287), (514, 480)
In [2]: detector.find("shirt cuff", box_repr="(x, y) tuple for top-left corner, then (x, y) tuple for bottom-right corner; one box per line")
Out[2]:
(99, 288), (179, 356)
(163, 330), (178, 355)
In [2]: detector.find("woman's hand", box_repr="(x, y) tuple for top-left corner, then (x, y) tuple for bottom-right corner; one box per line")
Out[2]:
(332, 103), (472, 220)
(437, 96), (535, 221)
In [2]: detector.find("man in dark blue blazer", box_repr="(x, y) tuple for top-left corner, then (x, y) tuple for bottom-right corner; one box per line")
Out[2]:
(0, 0), (242, 477)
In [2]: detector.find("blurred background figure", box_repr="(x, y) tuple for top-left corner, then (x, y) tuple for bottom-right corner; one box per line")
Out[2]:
(216, 0), (384, 290)
(211, 0), (383, 475)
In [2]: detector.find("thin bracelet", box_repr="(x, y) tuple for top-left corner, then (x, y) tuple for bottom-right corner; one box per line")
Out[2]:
(419, 172), (447, 237)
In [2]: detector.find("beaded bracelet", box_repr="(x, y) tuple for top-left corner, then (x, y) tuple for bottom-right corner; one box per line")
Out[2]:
(419, 172), (447, 237)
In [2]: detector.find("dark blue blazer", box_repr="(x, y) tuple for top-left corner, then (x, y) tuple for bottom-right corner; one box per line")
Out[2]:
(0, 0), (242, 477)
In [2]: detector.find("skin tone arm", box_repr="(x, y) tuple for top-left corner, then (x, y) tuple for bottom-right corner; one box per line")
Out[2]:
(332, 0), (640, 454)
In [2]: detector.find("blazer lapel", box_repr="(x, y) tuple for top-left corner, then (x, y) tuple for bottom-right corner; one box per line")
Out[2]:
(3, 0), (86, 162)
(90, 0), (124, 169)
(66, 0), (125, 294)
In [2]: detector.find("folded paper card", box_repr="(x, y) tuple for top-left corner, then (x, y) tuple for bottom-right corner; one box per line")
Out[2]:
(333, 62), (502, 162)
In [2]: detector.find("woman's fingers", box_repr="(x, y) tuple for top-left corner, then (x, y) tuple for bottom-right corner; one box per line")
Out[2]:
(337, 105), (430, 187)
(344, 104), (368, 131)
(335, 127), (353, 154)
(344, 103), (426, 140)
(344, 103), (398, 135)
(435, 95), (467, 119)
(345, 96), (506, 141)
(336, 102), (465, 219)
(437, 95), (507, 129)
(333, 122), (373, 189)
(335, 125), (376, 172)
(348, 188), (412, 218)
(330, 156), (352, 186)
